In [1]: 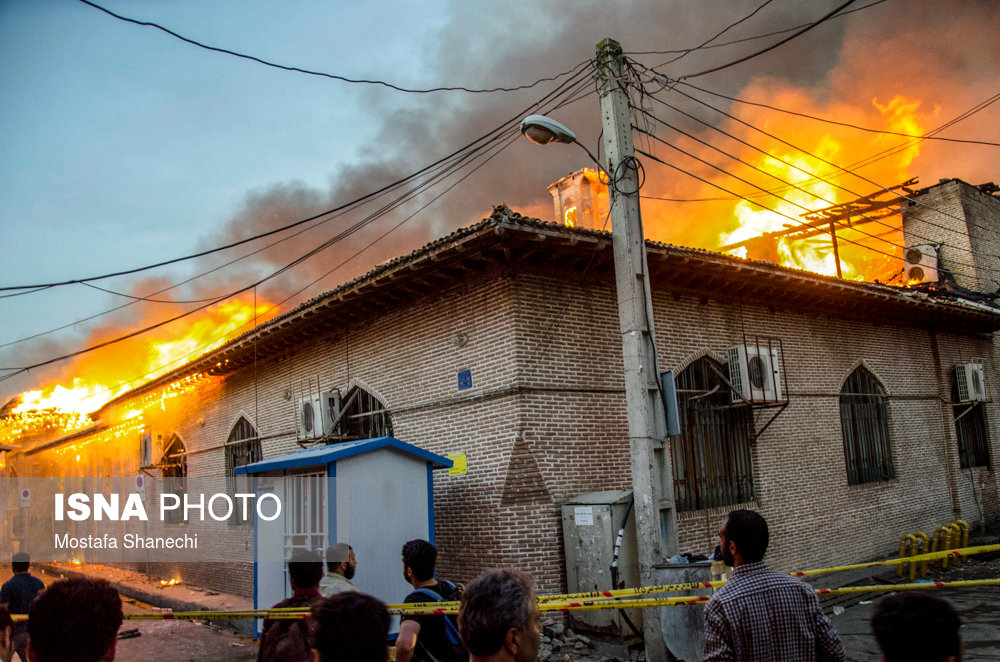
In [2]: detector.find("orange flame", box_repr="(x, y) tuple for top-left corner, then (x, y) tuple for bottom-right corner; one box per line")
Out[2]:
(641, 90), (934, 283)
(7, 297), (275, 423)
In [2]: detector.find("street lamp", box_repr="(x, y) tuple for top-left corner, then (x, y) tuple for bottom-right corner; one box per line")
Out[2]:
(519, 115), (604, 175)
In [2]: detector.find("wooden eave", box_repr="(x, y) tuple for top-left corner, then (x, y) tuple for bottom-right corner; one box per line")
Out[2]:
(93, 206), (1000, 417)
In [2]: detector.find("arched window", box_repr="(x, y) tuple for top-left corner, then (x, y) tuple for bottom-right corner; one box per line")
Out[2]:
(671, 357), (755, 511)
(161, 435), (187, 524)
(329, 386), (392, 442)
(225, 417), (261, 476)
(952, 378), (990, 469)
(225, 417), (261, 525)
(840, 366), (895, 484)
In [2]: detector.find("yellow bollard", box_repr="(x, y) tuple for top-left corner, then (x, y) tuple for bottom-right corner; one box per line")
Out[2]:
(913, 532), (929, 578)
(953, 520), (970, 562)
(931, 526), (949, 569)
(943, 524), (961, 570)
(898, 534), (915, 577)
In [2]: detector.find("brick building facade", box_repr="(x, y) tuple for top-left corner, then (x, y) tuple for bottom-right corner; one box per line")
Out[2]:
(5, 188), (1000, 598)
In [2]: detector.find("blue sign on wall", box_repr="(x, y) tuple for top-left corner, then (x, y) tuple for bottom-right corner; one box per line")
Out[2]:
(457, 369), (472, 391)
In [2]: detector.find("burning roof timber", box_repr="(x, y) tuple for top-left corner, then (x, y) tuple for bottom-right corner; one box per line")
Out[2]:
(91, 205), (1000, 418)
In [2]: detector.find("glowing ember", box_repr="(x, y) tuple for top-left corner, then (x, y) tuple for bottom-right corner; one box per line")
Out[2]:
(12, 379), (122, 420)
(5, 298), (274, 425)
(147, 300), (270, 377)
(160, 578), (181, 586)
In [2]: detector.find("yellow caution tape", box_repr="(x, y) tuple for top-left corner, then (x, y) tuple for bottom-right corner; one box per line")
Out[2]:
(813, 577), (1000, 596)
(537, 579), (724, 603)
(10, 544), (997, 622)
(12, 576), (998, 622)
(790, 543), (1000, 577)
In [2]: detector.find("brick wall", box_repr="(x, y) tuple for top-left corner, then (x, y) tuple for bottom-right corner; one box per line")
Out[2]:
(19, 248), (1000, 598)
(902, 179), (1000, 293)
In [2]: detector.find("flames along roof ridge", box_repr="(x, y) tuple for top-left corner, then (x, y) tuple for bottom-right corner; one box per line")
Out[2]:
(91, 204), (999, 418)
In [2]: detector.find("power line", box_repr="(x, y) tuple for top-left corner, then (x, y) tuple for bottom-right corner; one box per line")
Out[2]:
(637, 88), (1000, 208)
(0, 63), (594, 295)
(634, 146), (902, 265)
(678, 82), (1000, 148)
(77, 0), (590, 95)
(625, 0), (886, 55)
(633, 123), (910, 264)
(673, 0), (862, 81)
(636, 96), (1000, 273)
(0, 95), (535, 348)
(0, 69), (593, 353)
(0, 80), (601, 400)
(634, 117), (1000, 282)
(0, 69), (597, 377)
(649, 0), (777, 69)
(669, 84), (1000, 241)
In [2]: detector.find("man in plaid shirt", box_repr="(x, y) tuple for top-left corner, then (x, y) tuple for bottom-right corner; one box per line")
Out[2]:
(704, 510), (845, 661)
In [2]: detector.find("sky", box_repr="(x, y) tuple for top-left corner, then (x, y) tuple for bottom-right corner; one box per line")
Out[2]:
(1, 0), (998, 410)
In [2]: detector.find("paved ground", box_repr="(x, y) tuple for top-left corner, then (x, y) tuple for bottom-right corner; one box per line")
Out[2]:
(0, 566), (257, 662)
(0, 535), (996, 661)
(832, 547), (1000, 662)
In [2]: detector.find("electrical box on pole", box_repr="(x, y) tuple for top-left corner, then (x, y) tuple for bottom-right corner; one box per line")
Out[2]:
(596, 37), (680, 662)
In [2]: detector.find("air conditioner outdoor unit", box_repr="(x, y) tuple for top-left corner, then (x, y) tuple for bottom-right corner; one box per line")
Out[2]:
(298, 391), (341, 438)
(955, 363), (987, 402)
(727, 345), (782, 403)
(903, 244), (939, 284)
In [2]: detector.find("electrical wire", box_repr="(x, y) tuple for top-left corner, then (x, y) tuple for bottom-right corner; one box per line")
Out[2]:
(633, 123), (908, 264)
(0, 103), (532, 349)
(636, 116), (1000, 283)
(669, 84), (1000, 241)
(0, 68), (597, 379)
(0, 80), (601, 401)
(678, 82), (1000, 147)
(673, 0), (861, 81)
(636, 98), (1000, 274)
(0, 74), (592, 355)
(635, 87), (1000, 208)
(634, 146), (902, 264)
(0, 63), (596, 295)
(625, 0), (885, 55)
(650, 0), (777, 69)
(77, 0), (590, 95)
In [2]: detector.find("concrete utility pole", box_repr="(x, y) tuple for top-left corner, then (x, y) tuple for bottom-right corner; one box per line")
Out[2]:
(596, 38), (679, 662)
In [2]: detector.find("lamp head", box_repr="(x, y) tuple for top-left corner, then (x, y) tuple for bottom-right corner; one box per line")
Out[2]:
(520, 115), (578, 146)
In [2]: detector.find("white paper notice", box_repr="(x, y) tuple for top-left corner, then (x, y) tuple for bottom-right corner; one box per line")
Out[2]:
(574, 505), (594, 526)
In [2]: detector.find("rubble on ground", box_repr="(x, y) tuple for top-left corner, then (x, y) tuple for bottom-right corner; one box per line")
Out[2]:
(539, 619), (634, 662)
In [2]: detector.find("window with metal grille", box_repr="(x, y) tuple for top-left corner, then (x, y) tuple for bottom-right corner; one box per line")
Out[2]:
(161, 435), (187, 524)
(329, 386), (392, 442)
(840, 366), (895, 485)
(225, 417), (262, 524)
(670, 357), (755, 511)
(953, 379), (990, 469)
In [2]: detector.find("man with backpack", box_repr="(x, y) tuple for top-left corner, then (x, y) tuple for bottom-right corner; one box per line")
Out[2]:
(395, 539), (466, 662)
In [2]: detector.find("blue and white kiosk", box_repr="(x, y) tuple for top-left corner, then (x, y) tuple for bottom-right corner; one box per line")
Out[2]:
(235, 436), (452, 632)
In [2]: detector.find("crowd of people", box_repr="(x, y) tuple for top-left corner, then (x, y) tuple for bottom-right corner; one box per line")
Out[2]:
(257, 538), (541, 662)
(0, 516), (968, 661)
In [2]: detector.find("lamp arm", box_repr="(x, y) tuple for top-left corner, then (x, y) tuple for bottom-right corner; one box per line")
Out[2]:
(572, 140), (609, 180)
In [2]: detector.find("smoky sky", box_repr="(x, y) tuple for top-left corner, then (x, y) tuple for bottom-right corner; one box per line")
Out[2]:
(3, 0), (998, 407)
(197, 0), (859, 298)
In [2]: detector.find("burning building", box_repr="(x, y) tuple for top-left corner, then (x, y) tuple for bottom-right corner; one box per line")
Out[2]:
(1, 178), (998, 608)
